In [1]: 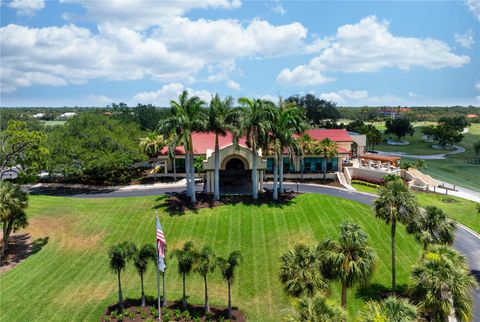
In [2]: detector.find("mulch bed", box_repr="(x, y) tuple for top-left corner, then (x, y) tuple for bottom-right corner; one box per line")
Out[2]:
(103, 299), (246, 321)
(0, 232), (49, 273)
(163, 191), (297, 214)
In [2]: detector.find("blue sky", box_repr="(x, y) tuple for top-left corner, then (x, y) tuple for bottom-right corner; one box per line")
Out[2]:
(1, 0), (479, 107)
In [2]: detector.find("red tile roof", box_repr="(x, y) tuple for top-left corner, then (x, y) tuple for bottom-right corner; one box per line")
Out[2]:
(159, 129), (353, 155)
(305, 129), (352, 142)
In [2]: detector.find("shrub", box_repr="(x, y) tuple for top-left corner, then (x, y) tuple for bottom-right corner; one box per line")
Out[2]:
(126, 309), (136, 319)
(181, 310), (191, 320)
(149, 307), (159, 318)
(140, 310), (147, 319)
(174, 309), (182, 320)
(352, 179), (382, 188)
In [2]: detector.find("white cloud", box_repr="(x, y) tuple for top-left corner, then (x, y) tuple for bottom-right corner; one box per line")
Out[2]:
(0, 24), (204, 93)
(467, 0), (480, 21)
(1, 17), (307, 92)
(277, 65), (334, 86)
(227, 80), (241, 90)
(258, 94), (277, 102)
(87, 94), (113, 105)
(61, 0), (242, 29)
(408, 92), (417, 98)
(455, 29), (474, 48)
(320, 92), (345, 104)
(8, 0), (44, 16)
(159, 17), (307, 60)
(133, 83), (213, 105)
(475, 81), (480, 91)
(278, 16), (470, 86)
(318, 89), (400, 106)
(271, 3), (286, 15)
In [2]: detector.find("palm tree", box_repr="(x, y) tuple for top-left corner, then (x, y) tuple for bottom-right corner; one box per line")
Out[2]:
(0, 181), (28, 265)
(318, 221), (377, 310)
(171, 241), (196, 309)
(237, 98), (276, 199)
(158, 90), (208, 203)
(132, 243), (156, 307)
(217, 250), (243, 319)
(359, 296), (418, 322)
(209, 94), (235, 200)
(284, 293), (345, 322)
(194, 246), (217, 313)
(296, 134), (314, 182)
(363, 124), (382, 152)
(410, 244), (475, 321)
(312, 138), (338, 183)
(139, 133), (166, 158)
(274, 97), (307, 194)
(279, 243), (327, 297)
(407, 206), (455, 250)
(373, 177), (419, 294)
(108, 241), (136, 312)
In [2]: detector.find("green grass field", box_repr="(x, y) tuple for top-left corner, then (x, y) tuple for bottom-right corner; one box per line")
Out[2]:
(42, 120), (66, 126)
(417, 124), (480, 192)
(0, 194), (421, 321)
(375, 123), (451, 155)
(351, 183), (479, 233)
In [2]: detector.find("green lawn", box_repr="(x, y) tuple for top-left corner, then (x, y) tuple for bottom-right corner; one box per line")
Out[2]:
(0, 194), (421, 321)
(351, 183), (479, 233)
(415, 192), (480, 233)
(42, 120), (66, 126)
(375, 123), (451, 155)
(417, 124), (480, 192)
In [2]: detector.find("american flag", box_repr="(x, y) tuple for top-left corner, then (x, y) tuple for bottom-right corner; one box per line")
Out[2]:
(156, 215), (166, 272)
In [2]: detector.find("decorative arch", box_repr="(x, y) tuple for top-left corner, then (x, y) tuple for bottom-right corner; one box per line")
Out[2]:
(220, 154), (249, 170)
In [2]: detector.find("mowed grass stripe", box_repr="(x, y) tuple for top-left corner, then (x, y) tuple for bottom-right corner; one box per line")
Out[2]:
(1, 194), (421, 322)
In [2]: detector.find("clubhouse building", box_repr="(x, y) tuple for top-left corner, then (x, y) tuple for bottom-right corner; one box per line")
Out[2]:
(156, 129), (375, 193)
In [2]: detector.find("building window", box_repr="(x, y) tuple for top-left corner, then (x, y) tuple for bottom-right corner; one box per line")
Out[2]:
(266, 158), (274, 173)
(175, 158), (186, 173)
(283, 157), (295, 173)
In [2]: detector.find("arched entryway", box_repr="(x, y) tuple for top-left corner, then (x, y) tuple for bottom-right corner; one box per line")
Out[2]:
(219, 156), (251, 194)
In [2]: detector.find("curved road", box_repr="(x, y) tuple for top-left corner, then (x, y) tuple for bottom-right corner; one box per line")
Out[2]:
(31, 182), (480, 320)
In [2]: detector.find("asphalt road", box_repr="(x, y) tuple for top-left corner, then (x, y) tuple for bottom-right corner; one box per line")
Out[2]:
(31, 182), (480, 320)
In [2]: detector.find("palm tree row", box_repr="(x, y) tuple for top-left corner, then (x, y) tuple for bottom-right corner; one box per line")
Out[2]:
(108, 239), (243, 319)
(171, 241), (242, 319)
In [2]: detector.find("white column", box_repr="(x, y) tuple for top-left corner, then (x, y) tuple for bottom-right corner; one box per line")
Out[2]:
(206, 170), (211, 193)
(259, 171), (264, 191)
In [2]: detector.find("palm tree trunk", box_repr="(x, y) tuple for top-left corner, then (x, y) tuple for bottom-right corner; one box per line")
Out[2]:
(1, 225), (9, 265)
(117, 271), (124, 312)
(162, 271), (167, 307)
(214, 133), (220, 201)
(301, 157), (304, 183)
(182, 273), (187, 309)
(391, 219), (397, 295)
(185, 154), (191, 197)
(204, 275), (209, 313)
(252, 150), (258, 199)
(140, 273), (146, 307)
(279, 152), (284, 194)
(190, 151), (196, 203)
(227, 281), (232, 319)
(273, 155), (278, 201)
(341, 282), (347, 308)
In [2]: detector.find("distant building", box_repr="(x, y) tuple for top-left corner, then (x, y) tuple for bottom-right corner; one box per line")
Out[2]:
(0, 166), (21, 180)
(466, 114), (478, 119)
(59, 112), (76, 119)
(379, 107), (411, 119)
(33, 113), (45, 119)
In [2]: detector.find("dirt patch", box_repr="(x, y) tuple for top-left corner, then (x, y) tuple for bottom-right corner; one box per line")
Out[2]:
(28, 216), (100, 251)
(103, 300), (246, 322)
(159, 192), (297, 215)
(0, 232), (48, 273)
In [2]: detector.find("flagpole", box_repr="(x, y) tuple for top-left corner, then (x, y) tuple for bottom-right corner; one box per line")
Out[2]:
(155, 214), (163, 322)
